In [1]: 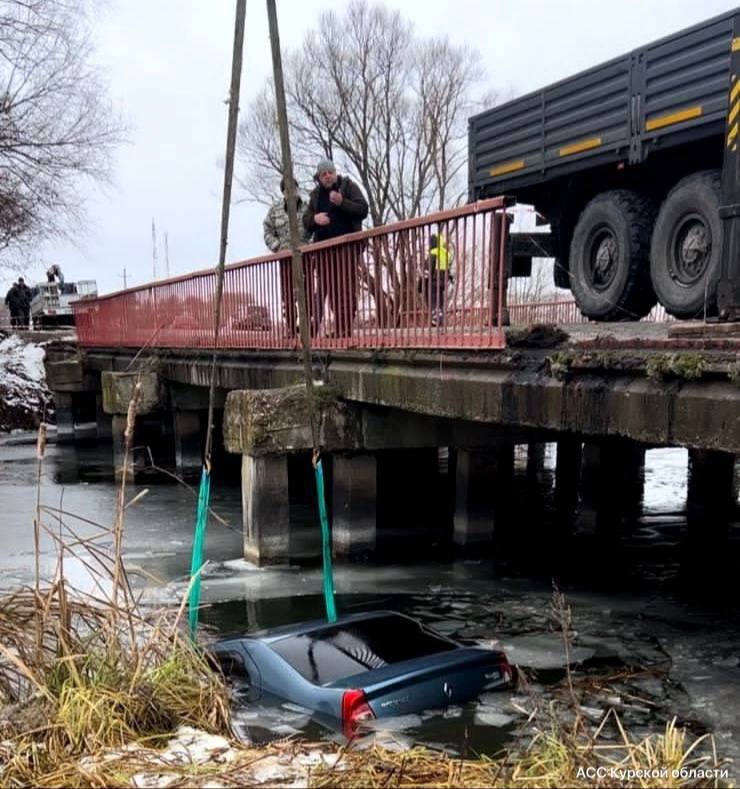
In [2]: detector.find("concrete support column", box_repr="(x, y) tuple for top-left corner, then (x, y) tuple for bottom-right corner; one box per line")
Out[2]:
(579, 438), (645, 537)
(687, 449), (735, 537)
(454, 444), (514, 550)
(95, 393), (113, 440)
(681, 449), (736, 589)
(620, 444), (646, 522)
(579, 442), (602, 510)
(555, 436), (582, 523)
(242, 454), (290, 566)
(112, 414), (134, 483)
(54, 392), (75, 443)
(526, 442), (547, 480)
(332, 453), (377, 561)
(173, 411), (202, 478)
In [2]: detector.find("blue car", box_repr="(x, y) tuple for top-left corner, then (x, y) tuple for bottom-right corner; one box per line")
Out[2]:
(210, 610), (514, 739)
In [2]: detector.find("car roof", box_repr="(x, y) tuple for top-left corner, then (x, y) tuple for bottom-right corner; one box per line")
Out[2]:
(233, 610), (416, 645)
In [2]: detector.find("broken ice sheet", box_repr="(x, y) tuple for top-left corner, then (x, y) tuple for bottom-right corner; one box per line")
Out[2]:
(474, 710), (514, 727)
(497, 634), (595, 669)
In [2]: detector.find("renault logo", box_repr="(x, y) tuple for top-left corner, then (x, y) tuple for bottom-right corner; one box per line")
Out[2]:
(443, 682), (453, 699)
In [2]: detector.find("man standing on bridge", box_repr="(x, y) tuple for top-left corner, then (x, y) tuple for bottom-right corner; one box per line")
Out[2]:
(303, 159), (368, 338)
(16, 278), (31, 328)
(263, 176), (311, 337)
(4, 281), (23, 328)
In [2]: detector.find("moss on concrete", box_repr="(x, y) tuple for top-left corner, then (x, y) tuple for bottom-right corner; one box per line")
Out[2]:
(646, 353), (706, 382)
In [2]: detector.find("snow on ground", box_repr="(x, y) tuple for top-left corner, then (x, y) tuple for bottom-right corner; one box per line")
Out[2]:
(0, 332), (52, 431)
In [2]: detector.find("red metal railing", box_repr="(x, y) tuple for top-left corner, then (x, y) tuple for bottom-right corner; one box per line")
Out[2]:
(507, 299), (674, 325)
(74, 198), (510, 350)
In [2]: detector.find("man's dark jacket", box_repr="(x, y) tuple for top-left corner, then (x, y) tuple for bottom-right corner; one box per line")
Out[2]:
(5, 285), (23, 312)
(303, 175), (369, 242)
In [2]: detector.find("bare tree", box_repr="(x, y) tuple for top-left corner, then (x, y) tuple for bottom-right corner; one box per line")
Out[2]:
(237, 1), (489, 223)
(0, 0), (122, 262)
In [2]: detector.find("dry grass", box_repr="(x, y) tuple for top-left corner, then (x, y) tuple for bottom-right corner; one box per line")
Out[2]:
(0, 392), (230, 787)
(308, 713), (727, 789)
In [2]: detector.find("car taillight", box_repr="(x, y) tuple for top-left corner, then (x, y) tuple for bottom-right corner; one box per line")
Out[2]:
(341, 689), (375, 739)
(500, 655), (515, 685)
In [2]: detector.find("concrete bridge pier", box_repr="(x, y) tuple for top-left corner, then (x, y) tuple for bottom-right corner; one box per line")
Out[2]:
(687, 449), (736, 537)
(681, 449), (737, 588)
(578, 437), (645, 539)
(95, 393), (112, 440)
(101, 371), (164, 482)
(224, 386), (364, 566)
(172, 411), (203, 478)
(554, 436), (583, 529)
(332, 453), (377, 561)
(241, 453), (292, 565)
(53, 392), (76, 443)
(453, 443), (514, 552)
(526, 442), (547, 480)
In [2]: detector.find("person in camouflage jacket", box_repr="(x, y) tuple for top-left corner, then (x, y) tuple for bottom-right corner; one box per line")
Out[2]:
(263, 177), (312, 336)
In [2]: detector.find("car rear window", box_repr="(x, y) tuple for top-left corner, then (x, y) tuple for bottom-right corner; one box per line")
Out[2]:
(269, 614), (457, 685)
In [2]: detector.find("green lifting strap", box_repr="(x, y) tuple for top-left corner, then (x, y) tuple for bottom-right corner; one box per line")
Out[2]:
(188, 467), (211, 637)
(314, 457), (337, 623)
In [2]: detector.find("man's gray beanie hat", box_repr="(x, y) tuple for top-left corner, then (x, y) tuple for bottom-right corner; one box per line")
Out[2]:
(315, 158), (336, 175)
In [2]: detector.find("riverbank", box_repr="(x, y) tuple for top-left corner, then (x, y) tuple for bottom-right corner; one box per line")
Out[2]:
(0, 579), (728, 788)
(0, 331), (53, 431)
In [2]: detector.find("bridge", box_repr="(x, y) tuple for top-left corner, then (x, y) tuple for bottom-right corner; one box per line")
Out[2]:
(43, 199), (740, 566)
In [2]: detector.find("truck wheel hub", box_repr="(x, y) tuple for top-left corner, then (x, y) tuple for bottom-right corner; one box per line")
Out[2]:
(589, 229), (618, 291)
(671, 215), (710, 285)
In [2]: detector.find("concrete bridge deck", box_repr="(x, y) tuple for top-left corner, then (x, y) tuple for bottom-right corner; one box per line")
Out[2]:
(43, 320), (740, 566)
(66, 321), (740, 453)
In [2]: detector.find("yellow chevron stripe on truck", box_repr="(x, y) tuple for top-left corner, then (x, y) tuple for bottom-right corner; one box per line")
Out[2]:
(559, 137), (602, 157)
(645, 105), (703, 132)
(489, 159), (526, 177)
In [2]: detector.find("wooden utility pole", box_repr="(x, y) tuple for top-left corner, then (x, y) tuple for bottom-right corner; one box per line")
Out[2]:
(266, 0), (319, 452)
(151, 218), (158, 280)
(164, 231), (171, 279)
(203, 0), (247, 466)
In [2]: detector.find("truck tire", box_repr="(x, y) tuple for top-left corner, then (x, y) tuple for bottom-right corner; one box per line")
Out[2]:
(569, 191), (656, 321)
(649, 170), (722, 319)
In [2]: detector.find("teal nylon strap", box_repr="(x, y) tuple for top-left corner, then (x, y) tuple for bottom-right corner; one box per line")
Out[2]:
(188, 467), (211, 637)
(314, 458), (337, 623)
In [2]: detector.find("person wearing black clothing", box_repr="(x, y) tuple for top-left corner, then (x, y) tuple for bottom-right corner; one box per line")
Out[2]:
(304, 159), (368, 338)
(4, 281), (28, 328)
(17, 278), (31, 328)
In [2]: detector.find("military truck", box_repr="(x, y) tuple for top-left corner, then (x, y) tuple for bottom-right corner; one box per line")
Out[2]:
(469, 9), (740, 321)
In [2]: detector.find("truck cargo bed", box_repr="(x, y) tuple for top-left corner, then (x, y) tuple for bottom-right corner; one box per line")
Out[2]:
(469, 9), (737, 199)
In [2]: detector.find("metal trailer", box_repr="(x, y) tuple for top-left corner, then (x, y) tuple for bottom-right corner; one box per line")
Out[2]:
(30, 280), (98, 328)
(469, 9), (740, 321)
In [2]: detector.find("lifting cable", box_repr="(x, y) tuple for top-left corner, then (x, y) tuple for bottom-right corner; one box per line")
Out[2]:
(189, 0), (337, 637)
(188, 0), (247, 638)
(266, 0), (337, 622)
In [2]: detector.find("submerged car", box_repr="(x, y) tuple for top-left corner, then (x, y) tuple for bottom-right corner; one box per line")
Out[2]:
(210, 610), (514, 738)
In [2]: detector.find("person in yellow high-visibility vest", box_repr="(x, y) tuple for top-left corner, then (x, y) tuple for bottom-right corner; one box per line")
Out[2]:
(428, 232), (453, 326)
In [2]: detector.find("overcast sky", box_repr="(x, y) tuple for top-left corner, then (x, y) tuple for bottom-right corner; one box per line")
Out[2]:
(7, 0), (738, 295)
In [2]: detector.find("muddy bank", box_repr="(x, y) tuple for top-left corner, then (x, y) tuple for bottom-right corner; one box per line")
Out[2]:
(0, 332), (53, 431)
